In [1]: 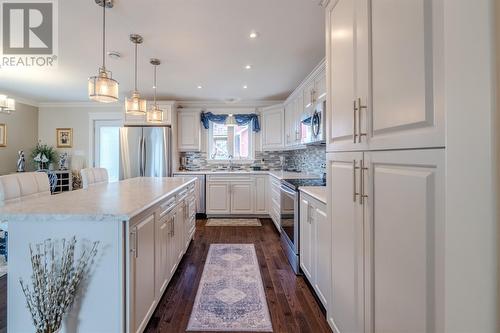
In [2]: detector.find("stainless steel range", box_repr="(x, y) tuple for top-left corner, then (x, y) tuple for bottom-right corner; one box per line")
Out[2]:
(280, 177), (326, 274)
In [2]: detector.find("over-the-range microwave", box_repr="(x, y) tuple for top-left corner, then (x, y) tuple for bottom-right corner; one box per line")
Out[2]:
(301, 99), (326, 145)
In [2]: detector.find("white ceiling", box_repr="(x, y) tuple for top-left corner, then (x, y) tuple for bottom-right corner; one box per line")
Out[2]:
(0, 0), (325, 103)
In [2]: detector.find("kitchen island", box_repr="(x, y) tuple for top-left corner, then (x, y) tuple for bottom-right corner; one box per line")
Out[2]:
(0, 177), (197, 333)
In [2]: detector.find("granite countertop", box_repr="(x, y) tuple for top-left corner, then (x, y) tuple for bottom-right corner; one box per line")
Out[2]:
(0, 177), (196, 222)
(299, 186), (327, 204)
(173, 170), (321, 180)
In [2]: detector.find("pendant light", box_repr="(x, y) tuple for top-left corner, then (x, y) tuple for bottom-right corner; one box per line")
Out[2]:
(88, 0), (119, 103)
(0, 94), (15, 114)
(147, 59), (163, 123)
(125, 34), (147, 115)
(226, 114), (237, 127)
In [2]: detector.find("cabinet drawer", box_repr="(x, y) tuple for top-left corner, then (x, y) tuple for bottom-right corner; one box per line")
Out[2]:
(207, 175), (253, 182)
(158, 197), (176, 218)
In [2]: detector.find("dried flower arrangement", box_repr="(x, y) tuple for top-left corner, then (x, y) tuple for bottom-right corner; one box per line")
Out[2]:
(19, 237), (99, 333)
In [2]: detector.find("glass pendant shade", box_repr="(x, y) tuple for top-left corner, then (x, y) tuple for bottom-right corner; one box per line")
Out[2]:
(88, 69), (119, 103)
(226, 114), (237, 127)
(147, 105), (163, 123)
(125, 91), (147, 115)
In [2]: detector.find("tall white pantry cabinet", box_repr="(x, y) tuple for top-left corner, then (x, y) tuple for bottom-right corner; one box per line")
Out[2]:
(325, 0), (446, 333)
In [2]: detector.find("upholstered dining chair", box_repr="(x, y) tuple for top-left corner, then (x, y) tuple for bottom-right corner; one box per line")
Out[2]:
(80, 168), (109, 189)
(0, 172), (51, 263)
(0, 172), (51, 204)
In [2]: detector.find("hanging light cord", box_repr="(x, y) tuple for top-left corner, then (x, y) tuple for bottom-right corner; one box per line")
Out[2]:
(102, 1), (106, 71)
(134, 42), (138, 91)
(153, 65), (157, 107)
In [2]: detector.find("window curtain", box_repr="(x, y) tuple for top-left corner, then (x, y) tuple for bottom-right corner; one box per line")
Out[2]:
(201, 112), (261, 132)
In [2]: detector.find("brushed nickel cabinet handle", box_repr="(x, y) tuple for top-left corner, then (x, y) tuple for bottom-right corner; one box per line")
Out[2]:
(360, 159), (368, 205)
(357, 97), (367, 143)
(353, 100), (358, 143)
(130, 229), (138, 258)
(353, 160), (360, 202)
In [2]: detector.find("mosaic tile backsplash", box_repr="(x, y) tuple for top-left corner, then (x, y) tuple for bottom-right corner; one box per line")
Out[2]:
(179, 145), (326, 175)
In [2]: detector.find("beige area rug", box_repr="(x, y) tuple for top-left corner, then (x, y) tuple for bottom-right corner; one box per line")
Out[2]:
(0, 262), (6, 278)
(206, 219), (262, 227)
(187, 244), (273, 332)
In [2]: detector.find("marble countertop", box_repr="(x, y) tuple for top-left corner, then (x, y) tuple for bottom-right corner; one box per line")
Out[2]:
(173, 170), (321, 180)
(0, 177), (196, 222)
(299, 186), (327, 204)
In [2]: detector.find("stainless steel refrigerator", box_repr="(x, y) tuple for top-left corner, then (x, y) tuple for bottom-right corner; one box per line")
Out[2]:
(119, 126), (172, 180)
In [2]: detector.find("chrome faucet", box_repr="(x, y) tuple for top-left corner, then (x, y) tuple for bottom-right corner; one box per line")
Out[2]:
(228, 155), (235, 171)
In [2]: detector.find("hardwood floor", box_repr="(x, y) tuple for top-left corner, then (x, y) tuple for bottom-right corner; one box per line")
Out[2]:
(145, 218), (331, 333)
(0, 219), (331, 333)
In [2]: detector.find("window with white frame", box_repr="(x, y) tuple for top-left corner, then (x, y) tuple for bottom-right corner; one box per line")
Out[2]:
(208, 122), (254, 161)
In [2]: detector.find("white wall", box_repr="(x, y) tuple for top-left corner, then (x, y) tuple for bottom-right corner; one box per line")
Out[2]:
(38, 104), (123, 169)
(0, 102), (38, 175)
(444, 0), (498, 331)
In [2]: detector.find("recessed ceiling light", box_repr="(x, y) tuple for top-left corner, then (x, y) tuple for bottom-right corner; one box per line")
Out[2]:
(243, 85), (248, 89)
(249, 31), (259, 39)
(197, 85), (203, 89)
(245, 64), (252, 70)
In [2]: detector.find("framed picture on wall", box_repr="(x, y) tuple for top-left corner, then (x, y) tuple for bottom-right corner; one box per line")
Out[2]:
(0, 124), (6, 147)
(56, 128), (73, 148)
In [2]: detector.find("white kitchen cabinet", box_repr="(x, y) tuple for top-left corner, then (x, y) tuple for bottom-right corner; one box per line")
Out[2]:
(313, 201), (330, 309)
(206, 182), (231, 214)
(314, 70), (327, 102)
(254, 175), (267, 214)
(129, 214), (156, 333)
(284, 101), (295, 147)
(327, 151), (364, 333)
(300, 196), (314, 280)
(326, 0), (369, 152)
(155, 209), (175, 300)
(363, 149), (444, 333)
(230, 182), (254, 214)
(300, 192), (331, 311)
(326, 0), (444, 152)
(303, 80), (316, 110)
(178, 110), (201, 151)
(327, 149), (445, 333)
(261, 105), (285, 150)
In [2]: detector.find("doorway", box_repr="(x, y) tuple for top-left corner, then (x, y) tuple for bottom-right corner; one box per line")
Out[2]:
(94, 120), (121, 182)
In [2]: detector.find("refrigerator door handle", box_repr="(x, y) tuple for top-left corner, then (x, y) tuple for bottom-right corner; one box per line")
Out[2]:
(142, 136), (147, 176)
(139, 136), (144, 177)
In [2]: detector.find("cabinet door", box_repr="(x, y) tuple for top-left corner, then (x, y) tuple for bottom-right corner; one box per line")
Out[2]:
(206, 182), (230, 214)
(254, 176), (267, 214)
(299, 196), (313, 280)
(230, 182), (254, 214)
(327, 151), (364, 333)
(295, 94), (304, 144)
(314, 69), (327, 102)
(261, 105), (285, 150)
(313, 202), (330, 309)
(167, 216), (177, 277)
(326, 0), (369, 152)
(175, 205), (185, 262)
(369, 0), (444, 150)
(363, 149), (444, 333)
(155, 212), (173, 298)
(303, 80), (315, 109)
(178, 110), (201, 151)
(284, 101), (295, 147)
(130, 214), (156, 333)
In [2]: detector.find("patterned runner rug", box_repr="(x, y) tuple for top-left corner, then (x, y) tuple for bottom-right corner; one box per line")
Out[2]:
(205, 219), (262, 227)
(187, 244), (273, 332)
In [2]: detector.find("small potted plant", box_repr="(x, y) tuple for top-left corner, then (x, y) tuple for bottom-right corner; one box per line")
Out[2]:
(19, 237), (98, 333)
(31, 142), (58, 171)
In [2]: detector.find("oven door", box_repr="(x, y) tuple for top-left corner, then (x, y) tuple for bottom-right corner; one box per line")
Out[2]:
(280, 184), (298, 254)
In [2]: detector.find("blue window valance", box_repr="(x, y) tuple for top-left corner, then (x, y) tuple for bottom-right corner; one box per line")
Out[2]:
(200, 112), (261, 132)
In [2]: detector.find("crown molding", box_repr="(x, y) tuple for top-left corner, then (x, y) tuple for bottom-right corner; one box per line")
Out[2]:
(176, 100), (284, 109)
(0, 93), (39, 108)
(286, 58), (326, 102)
(318, 0), (330, 7)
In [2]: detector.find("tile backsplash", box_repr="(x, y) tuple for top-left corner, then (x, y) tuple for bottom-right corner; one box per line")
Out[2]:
(179, 145), (326, 175)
